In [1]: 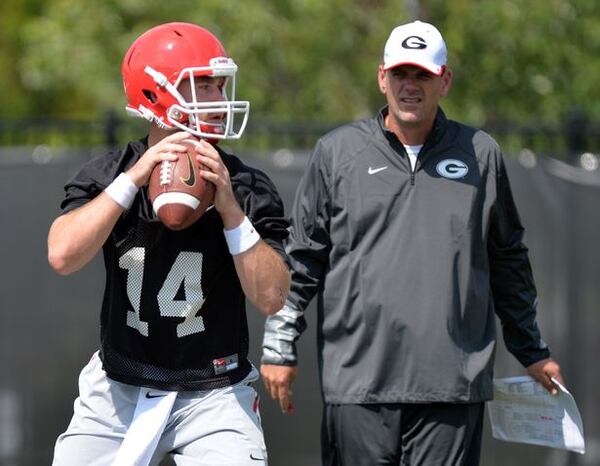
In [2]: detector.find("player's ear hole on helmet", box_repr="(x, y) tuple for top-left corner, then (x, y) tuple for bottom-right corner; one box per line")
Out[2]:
(143, 90), (158, 103)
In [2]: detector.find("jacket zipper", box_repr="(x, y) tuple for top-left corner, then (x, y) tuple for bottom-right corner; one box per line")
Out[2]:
(390, 134), (422, 186)
(393, 139), (417, 186)
(410, 154), (419, 186)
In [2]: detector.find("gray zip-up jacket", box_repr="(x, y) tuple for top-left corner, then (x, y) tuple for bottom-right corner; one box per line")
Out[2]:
(262, 107), (550, 403)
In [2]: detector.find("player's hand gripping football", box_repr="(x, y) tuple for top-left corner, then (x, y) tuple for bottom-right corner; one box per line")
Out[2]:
(125, 131), (192, 187)
(261, 364), (298, 414)
(193, 138), (245, 229)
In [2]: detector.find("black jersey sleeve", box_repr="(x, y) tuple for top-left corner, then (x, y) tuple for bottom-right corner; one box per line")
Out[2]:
(60, 139), (147, 214)
(60, 149), (124, 214)
(226, 153), (289, 260)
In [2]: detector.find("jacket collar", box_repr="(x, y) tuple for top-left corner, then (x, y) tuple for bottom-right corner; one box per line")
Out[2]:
(377, 106), (448, 149)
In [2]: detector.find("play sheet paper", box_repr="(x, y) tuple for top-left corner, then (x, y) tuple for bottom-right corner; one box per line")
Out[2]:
(488, 376), (585, 454)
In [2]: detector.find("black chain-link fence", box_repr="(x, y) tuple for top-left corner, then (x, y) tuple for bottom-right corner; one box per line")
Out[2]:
(1, 110), (599, 164)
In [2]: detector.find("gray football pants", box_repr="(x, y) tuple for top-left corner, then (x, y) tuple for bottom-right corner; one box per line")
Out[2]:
(53, 352), (268, 465)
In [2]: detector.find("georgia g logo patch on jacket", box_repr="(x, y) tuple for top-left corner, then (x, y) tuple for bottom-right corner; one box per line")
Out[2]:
(436, 159), (469, 179)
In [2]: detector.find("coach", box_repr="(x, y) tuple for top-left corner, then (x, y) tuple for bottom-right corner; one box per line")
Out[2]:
(260, 20), (564, 466)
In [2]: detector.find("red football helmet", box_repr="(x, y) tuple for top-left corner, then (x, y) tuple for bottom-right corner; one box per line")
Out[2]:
(122, 22), (249, 140)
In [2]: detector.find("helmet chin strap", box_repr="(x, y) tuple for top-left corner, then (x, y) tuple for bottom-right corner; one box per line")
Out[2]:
(194, 122), (222, 145)
(191, 115), (225, 135)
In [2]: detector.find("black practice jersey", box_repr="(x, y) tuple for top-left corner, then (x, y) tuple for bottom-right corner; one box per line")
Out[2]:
(61, 137), (288, 390)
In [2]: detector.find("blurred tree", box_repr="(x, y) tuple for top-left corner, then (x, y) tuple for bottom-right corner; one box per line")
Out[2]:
(7, 0), (600, 126)
(434, 0), (600, 126)
(0, 0), (44, 117)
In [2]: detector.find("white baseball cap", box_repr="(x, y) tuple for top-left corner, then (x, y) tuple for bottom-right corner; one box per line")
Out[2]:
(383, 20), (447, 75)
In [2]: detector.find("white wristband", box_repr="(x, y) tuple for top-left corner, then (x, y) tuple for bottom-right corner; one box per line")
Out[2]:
(105, 173), (139, 209)
(224, 216), (261, 255)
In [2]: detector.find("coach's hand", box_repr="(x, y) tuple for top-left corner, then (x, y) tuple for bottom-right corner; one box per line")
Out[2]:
(526, 357), (564, 395)
(261, 364), (298, 414)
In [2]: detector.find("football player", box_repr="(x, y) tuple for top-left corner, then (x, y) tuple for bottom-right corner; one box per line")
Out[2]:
(48, 22), (290, 465)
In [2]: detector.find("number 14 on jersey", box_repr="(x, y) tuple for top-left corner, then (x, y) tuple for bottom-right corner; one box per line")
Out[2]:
(119, 248), (206, 338)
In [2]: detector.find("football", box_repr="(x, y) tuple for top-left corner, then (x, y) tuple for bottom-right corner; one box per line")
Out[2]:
(148, 138), (215, 230)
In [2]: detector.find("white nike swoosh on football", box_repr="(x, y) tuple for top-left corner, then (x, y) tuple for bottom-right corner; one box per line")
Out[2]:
(368, 166), (388, 175)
